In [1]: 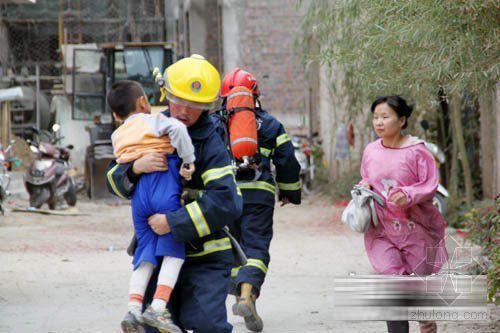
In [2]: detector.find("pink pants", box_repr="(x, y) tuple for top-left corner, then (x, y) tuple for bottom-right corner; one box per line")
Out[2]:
(365, 220), (446, 275)
(365, 221), (445, 333)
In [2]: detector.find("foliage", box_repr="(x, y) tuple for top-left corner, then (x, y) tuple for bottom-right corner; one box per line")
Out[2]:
(449, 198), (500, 303)
(299, 0), (500, 208)
(300, 0), (500, 116)
(315, 164), (361, 201)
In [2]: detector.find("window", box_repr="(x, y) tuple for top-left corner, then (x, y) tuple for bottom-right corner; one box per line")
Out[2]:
(72, 49), (105, 120)
(113, 46), (172, 104)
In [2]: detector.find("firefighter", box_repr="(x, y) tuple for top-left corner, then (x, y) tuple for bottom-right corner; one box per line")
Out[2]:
(106, 54), (243, 333)
(216, 68), (301, 332)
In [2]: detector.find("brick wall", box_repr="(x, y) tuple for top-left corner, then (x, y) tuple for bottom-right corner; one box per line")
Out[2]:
(233, 0), (309, 131)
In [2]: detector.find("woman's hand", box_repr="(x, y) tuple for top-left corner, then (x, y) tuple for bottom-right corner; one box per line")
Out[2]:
(148, 214), (171, 235)
(132, 152), (168, 175)
(389, 191), (408, 207)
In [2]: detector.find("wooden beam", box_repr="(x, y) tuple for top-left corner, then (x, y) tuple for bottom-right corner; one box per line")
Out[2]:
(0, 102), (11, 145)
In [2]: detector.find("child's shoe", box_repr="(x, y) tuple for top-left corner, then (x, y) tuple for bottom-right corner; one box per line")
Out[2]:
(142, 306), (182, 333)
(121, 309), (145, 333)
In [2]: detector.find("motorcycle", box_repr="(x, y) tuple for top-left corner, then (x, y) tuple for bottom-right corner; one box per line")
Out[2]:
(424, 140), (449, 215)
(292, 133), (321, 195)
(420, 120), (449, 215)
(0, 140), (14, 214)
(24, 124), (77, 210)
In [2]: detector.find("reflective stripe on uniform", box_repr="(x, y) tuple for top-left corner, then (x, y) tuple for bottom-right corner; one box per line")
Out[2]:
(237, 181), (276, 195)
(259, 147), (272, 157)
(276, 133), (291, 148)
(186, 237), (232, 258)
(201, 165), (234, 186)
(277, 180), (301, 191)
(185, 201), (211, 237)
(246, 258), (268, 274)
(106, 164), (127, 199)
(231, 266), (241, 277)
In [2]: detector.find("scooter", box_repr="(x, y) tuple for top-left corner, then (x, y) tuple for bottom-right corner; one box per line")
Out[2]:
(0, 140), (14, 214)
(292, 133), (321, 195)
(292, 136), (311, 195)
(420, 120), (449, 215)
(24, 124), (77, 210)
(424, 140), (449, 215)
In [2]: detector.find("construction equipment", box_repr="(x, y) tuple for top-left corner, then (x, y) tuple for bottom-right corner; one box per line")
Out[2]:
(78, 42), (174, 199)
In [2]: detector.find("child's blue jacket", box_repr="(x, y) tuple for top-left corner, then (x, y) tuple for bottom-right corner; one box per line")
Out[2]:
(106, 111), (243, 257)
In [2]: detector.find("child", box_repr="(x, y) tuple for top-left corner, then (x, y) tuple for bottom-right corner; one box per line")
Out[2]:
(107, 80), (194, 333)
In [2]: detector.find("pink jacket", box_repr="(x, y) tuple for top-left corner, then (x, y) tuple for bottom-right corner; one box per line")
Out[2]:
(360, 137), (447, 274)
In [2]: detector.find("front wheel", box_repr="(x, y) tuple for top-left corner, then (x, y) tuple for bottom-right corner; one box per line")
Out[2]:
(301, 173), (314, 196)
(432, 194), (447, 216)
(0, 186), (5, 214)
(64, 179), (77, 206)
(29, 185), (51, 209)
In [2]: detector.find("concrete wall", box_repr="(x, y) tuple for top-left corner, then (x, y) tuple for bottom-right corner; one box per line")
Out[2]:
(188, 0), (208, 59)
(222, 0), (242, 73)
(183, 0), (223, 71)
(494, 84), (500, 197)
(318, 64), (334, 172)
(317, 62), (368, 179)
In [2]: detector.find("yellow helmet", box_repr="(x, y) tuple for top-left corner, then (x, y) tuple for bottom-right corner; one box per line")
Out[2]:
(164, 54), (221, 110)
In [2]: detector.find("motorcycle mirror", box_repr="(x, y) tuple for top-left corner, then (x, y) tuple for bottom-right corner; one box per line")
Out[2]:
(67, 144), (74, 150)
(52, 124), (61, 132)
(420, 120), (430, 131)
(30, 145), (39, 153)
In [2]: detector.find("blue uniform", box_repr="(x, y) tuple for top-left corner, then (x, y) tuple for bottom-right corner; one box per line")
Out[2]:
(213, 107), (301, 296)
(132, 154), (184, 269)
(107, 111), (243, 333)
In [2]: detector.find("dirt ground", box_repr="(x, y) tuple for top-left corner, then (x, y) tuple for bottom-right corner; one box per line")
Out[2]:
(0, 195), (497, 333)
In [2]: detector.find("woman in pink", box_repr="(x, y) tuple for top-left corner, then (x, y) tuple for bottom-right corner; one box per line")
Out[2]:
(360, 95), (448, 333)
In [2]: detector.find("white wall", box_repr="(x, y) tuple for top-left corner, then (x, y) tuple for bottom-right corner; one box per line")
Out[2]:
(317, 62), (370, 179)
(318, 64), (340, 176)
(52, 96), (92, 172)
(188, 0), (207, 57)
(222, 0), (241, 75)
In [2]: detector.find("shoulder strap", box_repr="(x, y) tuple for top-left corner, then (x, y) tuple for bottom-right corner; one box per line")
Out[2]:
(223, 120), (236, 163)
(369, 198), (379, 226)
(353, 185), (385, 206)
(228, 106), (254, 114)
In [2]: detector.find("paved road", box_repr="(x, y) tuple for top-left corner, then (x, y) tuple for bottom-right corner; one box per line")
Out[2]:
(0, 196), (497, 332)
